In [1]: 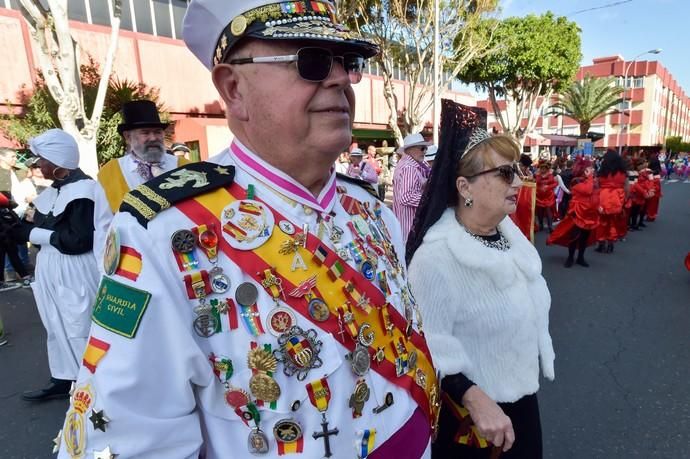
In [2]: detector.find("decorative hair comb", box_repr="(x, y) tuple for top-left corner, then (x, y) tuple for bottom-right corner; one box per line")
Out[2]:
(463, 128), (492, 157)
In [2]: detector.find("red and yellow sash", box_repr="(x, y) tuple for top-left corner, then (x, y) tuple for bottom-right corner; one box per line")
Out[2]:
(176, 183), (439, 429)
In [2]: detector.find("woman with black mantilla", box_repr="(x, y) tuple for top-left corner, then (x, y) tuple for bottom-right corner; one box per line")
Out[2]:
(407, 100), (555, 458)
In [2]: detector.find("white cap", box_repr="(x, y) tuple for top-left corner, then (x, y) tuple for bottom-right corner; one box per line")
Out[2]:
(398, 132), (432, 154)
(28, 129), (79, 170)
(182, 0), (378, 70)
(425, 145), (438, 161)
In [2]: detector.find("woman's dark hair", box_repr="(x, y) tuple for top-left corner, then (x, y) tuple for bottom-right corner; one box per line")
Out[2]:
(597, 150), (626, 177)
(405, 99), (487, 264)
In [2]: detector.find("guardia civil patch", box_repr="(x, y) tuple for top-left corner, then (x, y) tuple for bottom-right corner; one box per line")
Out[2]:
(92, 276), (152, 339)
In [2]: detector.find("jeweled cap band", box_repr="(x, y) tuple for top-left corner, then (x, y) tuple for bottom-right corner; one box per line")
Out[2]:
(212, 1), (378, 66)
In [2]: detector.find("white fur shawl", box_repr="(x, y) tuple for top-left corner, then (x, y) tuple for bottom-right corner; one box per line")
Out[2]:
(409, 208), (555, 403)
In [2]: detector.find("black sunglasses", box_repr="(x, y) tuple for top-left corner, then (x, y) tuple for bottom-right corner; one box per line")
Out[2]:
(228, 47), (365, 84)
(465, 163), (521, 184)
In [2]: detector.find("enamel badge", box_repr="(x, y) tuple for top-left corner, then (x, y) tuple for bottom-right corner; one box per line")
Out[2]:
(221, 200), (274, 250)
(274, 326), (323, 381)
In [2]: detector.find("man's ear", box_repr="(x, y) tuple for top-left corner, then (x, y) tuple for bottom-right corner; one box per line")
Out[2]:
(212, 64), (249, 122)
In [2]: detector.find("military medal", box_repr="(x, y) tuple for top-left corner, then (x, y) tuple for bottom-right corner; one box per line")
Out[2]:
(347, 344), (371, 377)
(279, 234), (308, 272)
(306, 378), (339, 458)
(171, 229), (199, 271)
(245, 404), (269, 455)
(349, 379), (370, 418)
(274, 326), (323, 381)
(236, 282), (265, 336)
(266, 307), (296, 336)
(103, 229), (120, 275)
(288, 275), (330, 323)
(210, 267), (231, 293)
(221, 199), (274, 250)
(247, 344), (281, 405)
(195, 224), (219, 263)
(274, 418), (304, 455)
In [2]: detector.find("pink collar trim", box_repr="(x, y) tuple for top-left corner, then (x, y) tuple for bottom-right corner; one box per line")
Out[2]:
(230, 140), (336, 214)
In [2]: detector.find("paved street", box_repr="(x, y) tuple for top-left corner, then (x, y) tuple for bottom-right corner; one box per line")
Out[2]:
(0, 182), (688, 459)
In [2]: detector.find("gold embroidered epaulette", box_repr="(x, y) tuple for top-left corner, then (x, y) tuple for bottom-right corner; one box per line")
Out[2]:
(120, 162), (235, 227)
(336, 172), (381, 201)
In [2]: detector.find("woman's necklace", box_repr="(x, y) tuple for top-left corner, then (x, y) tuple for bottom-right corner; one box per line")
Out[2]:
(457, 216), (511, 252)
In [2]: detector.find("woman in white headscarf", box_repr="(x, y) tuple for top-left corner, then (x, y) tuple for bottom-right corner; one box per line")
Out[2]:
(17, 129), (100, 401)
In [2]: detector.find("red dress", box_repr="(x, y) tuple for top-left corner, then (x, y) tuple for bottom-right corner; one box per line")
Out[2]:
(547, 176), (599, 247)
(535, 172), (557, 208)
(645, 175), (662, 220)
(596, 172), (626, 241)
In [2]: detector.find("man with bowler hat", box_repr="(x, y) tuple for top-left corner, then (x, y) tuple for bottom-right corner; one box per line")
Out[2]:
(56, 2), (438, 458)
(92, 100), (188, 261)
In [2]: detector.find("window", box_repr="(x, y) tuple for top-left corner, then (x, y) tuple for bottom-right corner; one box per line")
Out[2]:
(90, 0), (111, 26)
(119, 0), (133, 31)
(153, 0), (172, 38)
(133, 0), (154, 34)
(68, 0), (89, 22)
(172, 0), (187, 39)
(633, 77), (644, 88)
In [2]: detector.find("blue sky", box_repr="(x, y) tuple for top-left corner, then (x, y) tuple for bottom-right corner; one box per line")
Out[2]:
(499, 0), (689, 92)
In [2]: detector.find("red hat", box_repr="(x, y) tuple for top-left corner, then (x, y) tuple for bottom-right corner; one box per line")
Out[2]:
(684, 252), (690, 271)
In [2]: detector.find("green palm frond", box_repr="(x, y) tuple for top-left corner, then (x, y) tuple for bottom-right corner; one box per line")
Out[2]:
(548, 74), (623, 136)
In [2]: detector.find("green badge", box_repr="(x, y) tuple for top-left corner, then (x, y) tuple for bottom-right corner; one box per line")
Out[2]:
(92, 276), (152, 339)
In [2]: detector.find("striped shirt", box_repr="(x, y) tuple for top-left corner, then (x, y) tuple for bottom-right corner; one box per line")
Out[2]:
(393, 154), (431, 243)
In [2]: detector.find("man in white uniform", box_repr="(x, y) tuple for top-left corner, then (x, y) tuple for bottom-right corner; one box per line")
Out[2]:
(92, 100), (188, 261)
(56, 2), (439, 458)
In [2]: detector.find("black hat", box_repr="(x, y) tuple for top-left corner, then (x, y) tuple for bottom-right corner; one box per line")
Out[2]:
(117, 100), (168, 135)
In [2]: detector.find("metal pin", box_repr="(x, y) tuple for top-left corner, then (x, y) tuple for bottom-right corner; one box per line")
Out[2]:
(373, 392), (394, 414)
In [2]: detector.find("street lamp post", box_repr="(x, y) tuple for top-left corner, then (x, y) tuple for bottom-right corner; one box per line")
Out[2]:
(432, 0), (440, 145)
(616, 49), (662, 154)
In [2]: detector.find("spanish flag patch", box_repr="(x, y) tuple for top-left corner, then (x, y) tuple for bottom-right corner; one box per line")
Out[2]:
(82, 336), (110, 373)
(115, 246), (143, 281)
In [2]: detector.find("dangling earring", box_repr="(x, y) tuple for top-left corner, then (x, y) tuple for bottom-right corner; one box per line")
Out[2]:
(464, 196), (474, 208)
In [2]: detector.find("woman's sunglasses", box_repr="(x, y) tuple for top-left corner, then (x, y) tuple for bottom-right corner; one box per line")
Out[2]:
(465, 163), (521, 184)
(228, 47), (365, 84)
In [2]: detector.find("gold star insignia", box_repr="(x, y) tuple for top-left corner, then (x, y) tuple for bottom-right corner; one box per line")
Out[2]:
(94, 445), (118, 459)
(214, 166), (230, 175)
(51, 430), (62, 454)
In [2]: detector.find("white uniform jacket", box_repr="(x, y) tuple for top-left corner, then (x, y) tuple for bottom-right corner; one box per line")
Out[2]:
(58, 144), (433, 459)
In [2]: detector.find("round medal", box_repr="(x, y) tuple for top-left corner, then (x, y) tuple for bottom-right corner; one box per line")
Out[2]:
(225, 388), (250, 408)
(193, 314), (217, 338)
(267, 307), (296, 336)
(278, 220), (296, 235)
(103, 229), (120, 275)
(171, 229), (196, 253)
(360, 260), (375, 280)
(210, 271), (231, 294)
(273, 419), (303, 443)
(307, 298), (330, 322)
(249, 372), (281, 403)
(235, 282), (259, 307)
(220, 200), (274, 250)
(349, 344), (371, 376)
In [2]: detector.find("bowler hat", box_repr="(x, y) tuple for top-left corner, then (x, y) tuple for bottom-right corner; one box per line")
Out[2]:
(117, 100), (168, 135)
(183, 0), (379, 70)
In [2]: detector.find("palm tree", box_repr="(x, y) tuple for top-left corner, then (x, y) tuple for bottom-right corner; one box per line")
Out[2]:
(549, 75), (623, 137)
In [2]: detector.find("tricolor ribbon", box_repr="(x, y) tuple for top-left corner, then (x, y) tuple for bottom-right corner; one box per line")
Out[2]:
(306, 377), (331, 412)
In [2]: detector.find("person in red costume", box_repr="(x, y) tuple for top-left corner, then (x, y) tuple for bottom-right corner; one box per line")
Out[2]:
(595, 151), (628, 253)
(645, 156), (663, 221)
(535, 162), (557, 232)
(629, 165), (654, 230)
(547, 157), (599, 267)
